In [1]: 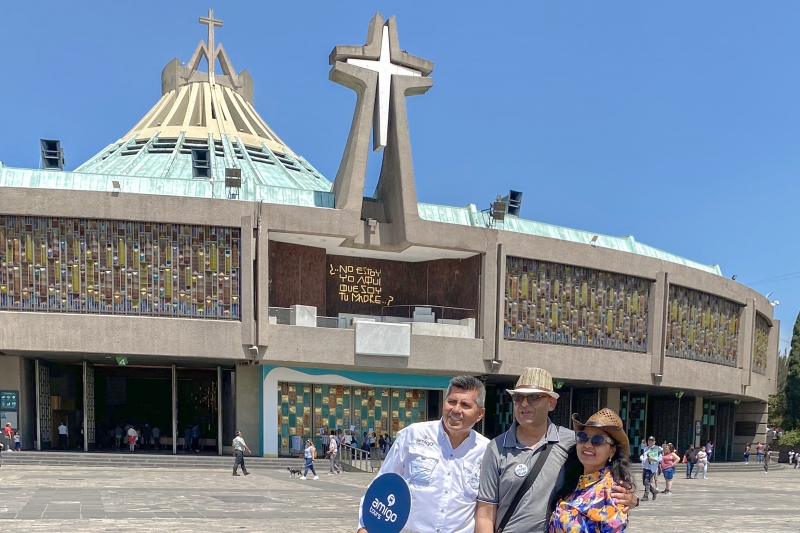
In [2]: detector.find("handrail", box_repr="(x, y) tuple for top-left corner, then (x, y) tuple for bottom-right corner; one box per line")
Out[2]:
(340, 443), (381, 472)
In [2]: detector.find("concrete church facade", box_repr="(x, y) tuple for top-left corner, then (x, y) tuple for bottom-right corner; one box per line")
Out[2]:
(0, 12), (778, 458)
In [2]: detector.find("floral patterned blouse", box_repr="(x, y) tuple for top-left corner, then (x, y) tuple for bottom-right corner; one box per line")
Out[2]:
(548, 466), (628, 532)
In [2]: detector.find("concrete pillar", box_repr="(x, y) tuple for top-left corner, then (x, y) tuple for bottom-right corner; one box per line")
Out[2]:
(492, 244), (505, 364)
(257, 226), (270, 348)
(240, 215), (255, 347)
(693, 396), (704, 447)
(649, 272), (668, 376)
(739, 298), (756, 388)
(733, 400), (768, 456)
(601, 388), (621, 413)
(236, 365), (262, 456)
(172, 364), (177, 455)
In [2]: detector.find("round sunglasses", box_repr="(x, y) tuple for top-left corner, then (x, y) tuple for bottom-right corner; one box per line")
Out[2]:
(576, 431), (615, 447)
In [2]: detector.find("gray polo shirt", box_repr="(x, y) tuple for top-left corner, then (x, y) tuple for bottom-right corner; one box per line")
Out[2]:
(478, 420), (576, 533)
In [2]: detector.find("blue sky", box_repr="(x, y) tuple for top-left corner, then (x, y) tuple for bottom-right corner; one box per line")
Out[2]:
(0, 1), (798, 350)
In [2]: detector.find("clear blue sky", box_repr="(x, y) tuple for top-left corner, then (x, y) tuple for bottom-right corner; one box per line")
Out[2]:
(1, 1), (797, 350)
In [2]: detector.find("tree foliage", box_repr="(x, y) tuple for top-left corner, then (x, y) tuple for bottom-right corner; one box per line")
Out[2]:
(785, 311), (800, 429)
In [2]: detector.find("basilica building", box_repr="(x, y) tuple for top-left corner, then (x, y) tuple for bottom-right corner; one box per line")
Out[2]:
(0, 11), (777, 459)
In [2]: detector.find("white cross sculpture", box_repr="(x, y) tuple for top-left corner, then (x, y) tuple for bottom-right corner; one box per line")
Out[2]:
(346, 26), (423, 152)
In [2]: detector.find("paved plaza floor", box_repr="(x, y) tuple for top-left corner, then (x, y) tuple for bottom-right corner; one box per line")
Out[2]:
(0, 462), (798, 531)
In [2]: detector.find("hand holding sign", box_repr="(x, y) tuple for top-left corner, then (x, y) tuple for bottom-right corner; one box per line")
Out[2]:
(360, 472), (411, 533)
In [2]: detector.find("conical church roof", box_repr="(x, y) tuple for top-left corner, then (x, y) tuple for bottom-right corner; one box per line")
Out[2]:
(75, 10), (331, 194)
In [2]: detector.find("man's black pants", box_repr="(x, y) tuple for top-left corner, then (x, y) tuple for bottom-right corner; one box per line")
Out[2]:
(642, 469), (657, 498)
(59, 434), (68, 450)
(233, 450), (248, 475)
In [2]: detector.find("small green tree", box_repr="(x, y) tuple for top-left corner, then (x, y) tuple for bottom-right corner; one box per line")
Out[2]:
(785, 311), (800, 429)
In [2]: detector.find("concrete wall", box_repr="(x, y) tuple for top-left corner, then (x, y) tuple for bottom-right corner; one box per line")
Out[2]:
(733, 400), (769, 455)
(0, 356), (34, 450)
(235, 364), (261, 456)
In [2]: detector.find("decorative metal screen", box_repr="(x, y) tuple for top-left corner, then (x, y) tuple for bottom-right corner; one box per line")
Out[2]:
(38, 362), (51, 445)
(753, 314), (770, 376)
(85, 362), (95, 445)
(665, 285), (741, 367)
(505, 257), (651, 353)
(0, 215), (240, 319)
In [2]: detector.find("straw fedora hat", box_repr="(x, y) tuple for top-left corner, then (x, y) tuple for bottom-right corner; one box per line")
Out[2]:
(507, 367), (560, 399)
(571, 408), (630, 456)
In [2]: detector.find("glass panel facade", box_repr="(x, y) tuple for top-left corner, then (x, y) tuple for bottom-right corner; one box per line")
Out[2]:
(504, 257), (651, 353)
(665, 285), (741, 367)
(0, 215), (241, 318)
(753, 314), (770, 376)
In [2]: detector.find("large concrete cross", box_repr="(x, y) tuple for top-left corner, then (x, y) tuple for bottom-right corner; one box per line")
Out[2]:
(346, 26), (422, 152)
(199, 8), (223, 80)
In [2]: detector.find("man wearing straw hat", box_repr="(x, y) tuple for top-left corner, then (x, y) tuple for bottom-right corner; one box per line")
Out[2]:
(475, 367), (637, 533)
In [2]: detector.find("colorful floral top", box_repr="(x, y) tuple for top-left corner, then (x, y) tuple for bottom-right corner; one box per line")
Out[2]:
(548, 467), (627, 533)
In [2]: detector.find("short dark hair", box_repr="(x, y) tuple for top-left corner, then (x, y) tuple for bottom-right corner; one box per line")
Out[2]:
(446, 376), (486, 409)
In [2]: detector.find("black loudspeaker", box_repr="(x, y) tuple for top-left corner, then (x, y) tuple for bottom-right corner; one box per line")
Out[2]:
(41, 139), (65, 170)
(501, 190), (523, 217)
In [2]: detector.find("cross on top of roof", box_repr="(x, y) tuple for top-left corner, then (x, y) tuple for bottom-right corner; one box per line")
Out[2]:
(199, 9), (224, 80)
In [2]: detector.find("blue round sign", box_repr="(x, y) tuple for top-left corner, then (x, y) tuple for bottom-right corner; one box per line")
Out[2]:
(361, 472), (412, 533)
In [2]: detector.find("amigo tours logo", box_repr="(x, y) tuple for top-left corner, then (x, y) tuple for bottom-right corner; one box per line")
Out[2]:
(370, 493), (398, 523)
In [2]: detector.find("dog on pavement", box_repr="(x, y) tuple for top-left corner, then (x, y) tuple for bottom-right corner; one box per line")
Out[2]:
(287, 467), (301, 478)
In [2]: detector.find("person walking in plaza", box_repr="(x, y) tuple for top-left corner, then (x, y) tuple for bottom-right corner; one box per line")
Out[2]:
(127, 425), (137, 453)
(57, 421), (68, 450)
(763, 443), (771, 473)
(301, 438), (319, 480)
(693, 447), (708, 479)
(13, 431), (21, 451)
(705, 440), (713, 463)
(114, 426), (122, 451)
(756, 441), (764, 463)
(683, 444), (697, 479)
(744, 443), (751, 464)
(232, 430), (251, 476)
(357, 376), (489, 533)
(476, 368), (637, 533)
(326, 433), (341, 475)
(152, 426), (160, 451)
(639, 436), (661, 500)
(549, 409), (633, 532)
(660, 443), (680, 495)
(3, 423), (12, 452)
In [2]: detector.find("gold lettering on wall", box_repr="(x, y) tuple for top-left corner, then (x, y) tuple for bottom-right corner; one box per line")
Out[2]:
(329, 264), (394, 305)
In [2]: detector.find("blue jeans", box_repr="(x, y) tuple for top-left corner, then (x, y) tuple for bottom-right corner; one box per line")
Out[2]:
(757, 452), (762, 462)
(686, 462), (694, 478)
(303, 458), (316, 477)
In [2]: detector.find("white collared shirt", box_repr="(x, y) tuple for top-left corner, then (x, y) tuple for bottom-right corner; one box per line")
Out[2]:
(358, 419), (489, 533)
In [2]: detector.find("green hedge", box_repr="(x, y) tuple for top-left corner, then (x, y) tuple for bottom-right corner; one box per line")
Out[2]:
(776, 428), (800, 447)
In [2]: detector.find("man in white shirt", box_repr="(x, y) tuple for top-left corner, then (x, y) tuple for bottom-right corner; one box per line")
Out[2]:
(232, 431), (251, 476)
(57, 422), (68, 450)
(327, 433), (342, 474)
(640, 436), (662, 501)
(357, 376), (488, 533)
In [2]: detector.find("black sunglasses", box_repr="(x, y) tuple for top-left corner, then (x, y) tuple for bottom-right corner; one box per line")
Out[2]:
(576, 431), (615, 447)
(511, 394), (549, 405)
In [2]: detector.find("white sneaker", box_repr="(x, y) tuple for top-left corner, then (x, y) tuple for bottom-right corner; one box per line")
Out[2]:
(300, 476), (306, 480)
(313, 475), (320, 480)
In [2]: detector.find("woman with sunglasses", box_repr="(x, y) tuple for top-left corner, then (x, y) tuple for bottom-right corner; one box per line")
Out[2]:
(549, 408), (634, 532)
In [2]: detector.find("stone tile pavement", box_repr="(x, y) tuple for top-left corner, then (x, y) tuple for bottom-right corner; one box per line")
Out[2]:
(0, 462), (798, 531)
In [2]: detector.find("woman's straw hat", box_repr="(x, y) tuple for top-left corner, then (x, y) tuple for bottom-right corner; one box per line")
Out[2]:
(507, 367), (560, 399)
(571, 408), (630, 456)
